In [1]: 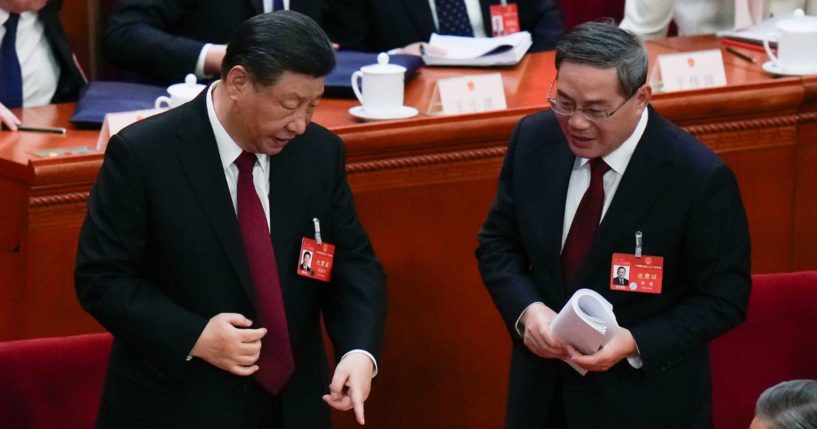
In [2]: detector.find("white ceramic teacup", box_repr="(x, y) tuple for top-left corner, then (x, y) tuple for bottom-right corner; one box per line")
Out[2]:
(763, 9), (817, 73)
(155, 74), (206, 109)
(350, 53), (406, 117)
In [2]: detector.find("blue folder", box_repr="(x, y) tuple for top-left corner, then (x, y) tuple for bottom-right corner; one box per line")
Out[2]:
(325, 51), (423, 98)
(70, 81), (168, 128)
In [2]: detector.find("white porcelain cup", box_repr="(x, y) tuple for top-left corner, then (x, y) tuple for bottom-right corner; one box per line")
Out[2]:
(351, 53), (406, 116)
(155, 74), (206, 109)
(763, 9), (817, 73)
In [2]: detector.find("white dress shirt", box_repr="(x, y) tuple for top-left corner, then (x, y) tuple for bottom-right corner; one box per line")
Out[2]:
(0, 10), (60, 107)
(203, 82), (378, 375)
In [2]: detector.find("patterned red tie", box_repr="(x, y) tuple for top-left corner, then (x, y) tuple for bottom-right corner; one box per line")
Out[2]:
(235, 151), (294, 393)
(561, 158), (611, 288)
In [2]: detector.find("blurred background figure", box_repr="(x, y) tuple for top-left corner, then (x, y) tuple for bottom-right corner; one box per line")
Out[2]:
(103, 0), (353, 85)
(0, 0), (85, 130)
(619, 0), (817, 39)
(335, 0), (564, 55)
(751, 379), (817, 429)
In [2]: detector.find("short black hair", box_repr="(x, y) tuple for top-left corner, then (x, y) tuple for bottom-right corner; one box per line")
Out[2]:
(221, 11), (335, 86)
(555, 19), (647, 98)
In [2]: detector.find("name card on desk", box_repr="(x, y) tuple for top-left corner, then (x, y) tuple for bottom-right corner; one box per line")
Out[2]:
(428, 73), (507, 115)
(654, 49), (727, 93)
(97, 108), (165, 150)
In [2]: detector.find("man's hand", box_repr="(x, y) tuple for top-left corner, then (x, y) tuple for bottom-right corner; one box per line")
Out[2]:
(322, 352), (374, 425)
(521, 302), (569, 359)
(567, 327), (637, 372)
(0, 103), (21, 131)
(190, 313), (266, 376)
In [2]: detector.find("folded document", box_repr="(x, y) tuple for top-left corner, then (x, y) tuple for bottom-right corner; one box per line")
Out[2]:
(422, 31), (532, 66)
(550, 288), (620, 375)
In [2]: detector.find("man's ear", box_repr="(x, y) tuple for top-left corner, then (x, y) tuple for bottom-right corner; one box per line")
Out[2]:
(224, 65), (250, 99)
(635, 84), (652, 112)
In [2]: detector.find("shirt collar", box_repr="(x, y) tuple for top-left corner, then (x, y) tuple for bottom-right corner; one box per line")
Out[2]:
(206, 81), (268, 172)
(575, 107), (649, 174)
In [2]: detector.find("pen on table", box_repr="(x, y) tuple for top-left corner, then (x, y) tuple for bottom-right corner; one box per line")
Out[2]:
(726, 46), (757, 64)
(15, 125), (67, 135)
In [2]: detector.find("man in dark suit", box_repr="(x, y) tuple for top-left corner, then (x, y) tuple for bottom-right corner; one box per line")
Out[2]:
(103, 0), (353, 85)
(0, 0), (85, 130)
(77, 12), (386, 428)
(476, 21), (750, 428)
(335, 0), (564, 54)
(612, 266), (628, 286)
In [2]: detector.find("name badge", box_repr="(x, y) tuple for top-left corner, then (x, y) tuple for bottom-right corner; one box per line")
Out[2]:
(296, 218), (334, 282)
(489, 3), (520, 37)
(610, 253), (664, 294)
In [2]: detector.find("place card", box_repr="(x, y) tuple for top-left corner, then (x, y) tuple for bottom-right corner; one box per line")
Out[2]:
(654, 49), (727, 92)
(427, 73), (507, 115)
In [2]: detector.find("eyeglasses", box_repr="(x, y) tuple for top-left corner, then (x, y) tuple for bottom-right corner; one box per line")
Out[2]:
(546, 79), (636, 123)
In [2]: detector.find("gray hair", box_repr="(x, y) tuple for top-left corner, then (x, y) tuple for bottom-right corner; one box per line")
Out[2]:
(555, 19), (647, 98)
(756, 379), (817, 429)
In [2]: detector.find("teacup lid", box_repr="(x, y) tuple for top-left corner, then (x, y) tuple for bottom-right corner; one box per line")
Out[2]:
(360, 53), (406, 74)
(167, 74), (206, 98)
(777, 8), (817, 33)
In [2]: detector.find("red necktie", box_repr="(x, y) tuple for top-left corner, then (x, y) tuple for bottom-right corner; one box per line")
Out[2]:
(235, 151), (294, 393)
(561, 158), (611, 288)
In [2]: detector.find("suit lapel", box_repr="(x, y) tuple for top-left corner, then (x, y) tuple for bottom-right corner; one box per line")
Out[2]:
(532, 126), (574, 302)
(173, 91), (255, 301)
(577, 107), (674, 285)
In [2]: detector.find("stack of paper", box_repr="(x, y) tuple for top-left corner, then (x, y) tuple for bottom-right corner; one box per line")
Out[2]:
(550, 288), (620, 375)
(422, 31), (532, 67)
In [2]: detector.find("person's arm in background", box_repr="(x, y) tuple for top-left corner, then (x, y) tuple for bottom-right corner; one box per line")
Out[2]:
(104, 0), (208, 84)
(618, 0), (674, 39)
(523, 0), (565, 52)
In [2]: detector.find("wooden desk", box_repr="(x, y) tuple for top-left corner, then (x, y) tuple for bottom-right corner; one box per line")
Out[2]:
(1, 37), (815, 428)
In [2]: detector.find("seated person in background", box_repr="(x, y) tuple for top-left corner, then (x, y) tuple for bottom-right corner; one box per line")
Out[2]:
(334, 0), (564, 55)
(750, 379), (817, 429)
(0, 0), (86, 130)
(619, 0), (817, 39)
(104, 0), (354, 85)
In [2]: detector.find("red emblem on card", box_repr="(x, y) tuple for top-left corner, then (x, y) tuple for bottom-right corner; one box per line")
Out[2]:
(297, 237), (335, 282)
(489, 3), (520, 37)
(610, 253), (664, 294)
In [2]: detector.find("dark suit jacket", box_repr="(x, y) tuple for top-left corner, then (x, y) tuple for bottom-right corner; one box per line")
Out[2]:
(612, 277), (628, 286)
(476, 107), (751, 429)
(36, 0), (86, 103)
(103, 0), (346, 84)
(336, 0), (564, 53)
(75, 88), (386, 428)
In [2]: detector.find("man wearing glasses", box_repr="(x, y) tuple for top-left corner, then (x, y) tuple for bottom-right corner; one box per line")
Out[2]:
(476, 21), (751, 428)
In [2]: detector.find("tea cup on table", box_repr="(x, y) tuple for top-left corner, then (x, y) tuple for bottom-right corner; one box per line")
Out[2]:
(155, 74), (206, 109)
(763, 9), (817, 73)
(350, 53), (407, 117)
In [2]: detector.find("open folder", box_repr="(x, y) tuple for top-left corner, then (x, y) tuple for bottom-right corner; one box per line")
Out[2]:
(550, 288), (620, 375)
(421, 31), (532, 67)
